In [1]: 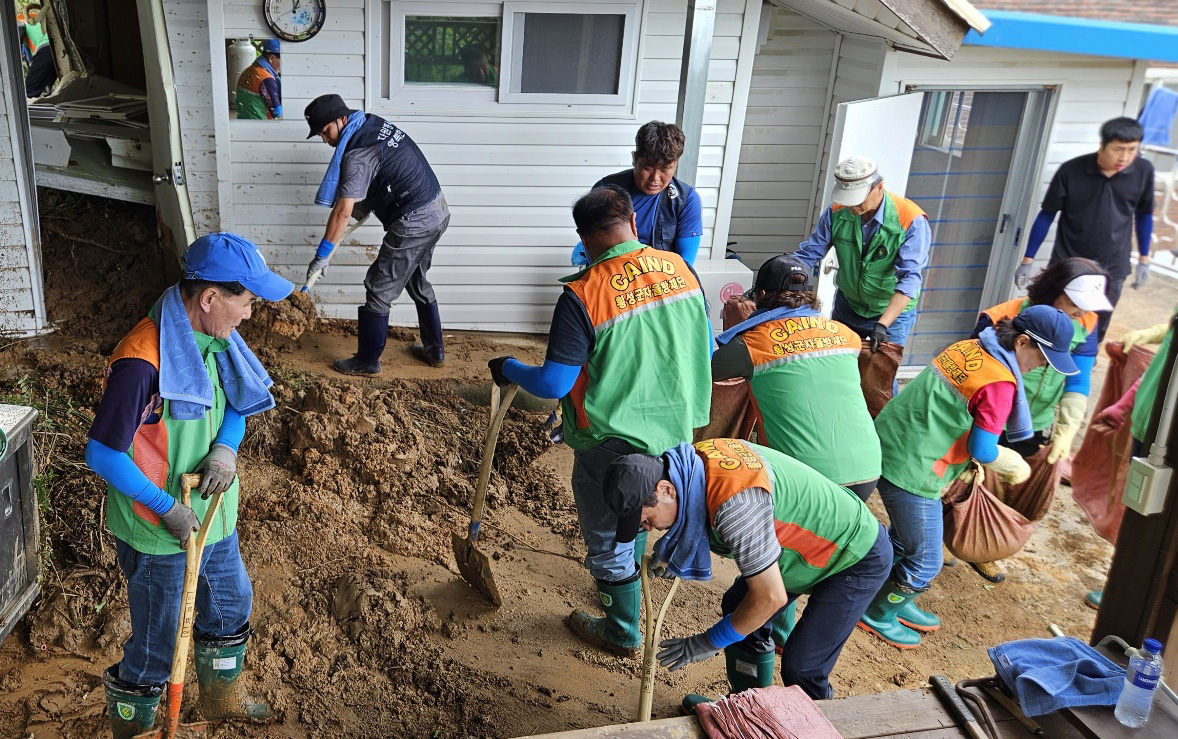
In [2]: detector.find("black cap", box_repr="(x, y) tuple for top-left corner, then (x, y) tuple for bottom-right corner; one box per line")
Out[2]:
(304, 94), (357, 139)
(754, 254), (816, 293)
(603, 453), (668, 544)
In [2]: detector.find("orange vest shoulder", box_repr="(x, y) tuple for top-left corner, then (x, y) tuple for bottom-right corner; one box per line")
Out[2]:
(694, 439), (773, 522)
(109, 317), (161, 371)
(887, 192), (926, 230)
(981, 298), (1024, 326)
(1079, 311), (1098, 334)
(932, 339), (1016, 402)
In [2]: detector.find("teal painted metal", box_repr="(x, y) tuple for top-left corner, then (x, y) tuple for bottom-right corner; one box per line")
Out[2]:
(967, 10), (1178, 63)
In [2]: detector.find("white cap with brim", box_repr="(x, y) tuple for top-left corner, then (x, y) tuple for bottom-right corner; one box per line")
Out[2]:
(1063, 273), (1114, 313)
(831, 155), (879, 207)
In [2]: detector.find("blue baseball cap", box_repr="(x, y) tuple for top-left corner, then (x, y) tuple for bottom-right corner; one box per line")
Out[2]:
(1013, 304), (1079, 376)
(183, 232), (294, 302)
(259, 39), (281, 55)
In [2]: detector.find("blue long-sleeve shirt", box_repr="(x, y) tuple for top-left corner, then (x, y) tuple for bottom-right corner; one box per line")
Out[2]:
(794, 199), (932, 300)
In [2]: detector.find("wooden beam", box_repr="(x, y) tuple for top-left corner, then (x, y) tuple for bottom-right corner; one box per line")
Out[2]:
(879, 0), (971, 60)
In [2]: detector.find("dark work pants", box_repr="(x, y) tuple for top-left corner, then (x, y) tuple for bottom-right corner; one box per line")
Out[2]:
(25, 46), (56, 98)
(1096, 275), (1126, 343)
(845, 478), (879, 502)
(721, 523), (891, 700)
(363, 194), (450, 314)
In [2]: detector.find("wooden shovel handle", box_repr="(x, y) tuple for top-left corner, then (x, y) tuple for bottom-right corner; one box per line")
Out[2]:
(468, 383), (518, 542)
(638, 555), (680, 722)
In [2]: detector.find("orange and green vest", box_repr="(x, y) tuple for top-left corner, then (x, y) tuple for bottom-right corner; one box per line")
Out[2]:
(559, 240), (711, 455)
(740, 313), (880, 485)
(875, 339), (1016, 499)
(830, 192), (926, 317)
(982, 298), (1096, 431)
(103, 316), (238, 555)
(236, 63), (277, 120)
(1132, 308), (1178, 442)
(697, 439), (879, 593)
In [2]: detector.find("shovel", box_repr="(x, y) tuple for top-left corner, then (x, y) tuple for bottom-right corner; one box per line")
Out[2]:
(135, 473), (223, 739)
(452, 382), (518, 607)
(301, 213), (371, 292)
(637, 554), (680, 722)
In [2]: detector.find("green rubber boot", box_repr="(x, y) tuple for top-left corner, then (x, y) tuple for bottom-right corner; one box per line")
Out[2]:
(1085, 590), (1102, 610)
(566, 578), (642, 657)
(633, 530), (649, 567)
(194, 625), (276, 722)
(896, 595), (940, 633)
(103, 665), (162, 739)
(682, 643), (776, 713)
(771, 600), (797, 653)
(857, 580), (923, 649)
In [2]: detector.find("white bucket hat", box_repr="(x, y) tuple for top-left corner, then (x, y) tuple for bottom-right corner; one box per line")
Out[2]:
(832, 156), (880, 206)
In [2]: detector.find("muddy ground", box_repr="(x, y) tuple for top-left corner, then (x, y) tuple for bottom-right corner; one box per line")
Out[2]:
(1, 193), (1175, 738)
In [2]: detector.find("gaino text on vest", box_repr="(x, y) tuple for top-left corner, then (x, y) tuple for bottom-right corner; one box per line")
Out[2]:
(695, 439), (765, 472)
(764, 316), (852, 357)
(934, 342), (985, 385)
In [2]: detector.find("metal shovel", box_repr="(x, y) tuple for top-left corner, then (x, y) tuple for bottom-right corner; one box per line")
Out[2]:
(452, 382), (518, 607)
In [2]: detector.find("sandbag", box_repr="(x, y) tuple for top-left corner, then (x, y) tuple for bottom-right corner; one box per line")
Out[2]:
(858, 341), (904, 417)
(722, 294), (756, 329)
(943, 467), (1036, 563)
(1002, 443), (1061, 523)
(695, 379), (759, 443)
(1070, 342), (1156, 544)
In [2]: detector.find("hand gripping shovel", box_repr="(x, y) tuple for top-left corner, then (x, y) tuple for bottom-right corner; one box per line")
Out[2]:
(637, 554), (680, 722)
(301, 214), (371, 292)
(452, 382), (518, 607)
(135, 473), (224, 739)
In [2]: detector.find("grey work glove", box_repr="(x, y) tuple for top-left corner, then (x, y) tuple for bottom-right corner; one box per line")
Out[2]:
(648, 553), (673, 580)
(306, 255), (330, 284)
(160, 501), (200, 549)
(1013, 262), (1034, 290)
(1132, 261), (1150, 289)
(657, 633), (722, 672)
(195, 443), (237, 499)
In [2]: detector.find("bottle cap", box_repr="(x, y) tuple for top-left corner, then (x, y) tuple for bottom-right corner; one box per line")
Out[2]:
(1144, 638), (1163, 654)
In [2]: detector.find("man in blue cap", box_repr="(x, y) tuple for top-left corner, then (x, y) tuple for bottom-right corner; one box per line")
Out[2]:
(235, 40), (282, 120)
(86, 233), (292, 737)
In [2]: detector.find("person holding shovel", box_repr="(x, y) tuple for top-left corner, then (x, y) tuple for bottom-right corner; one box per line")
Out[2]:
(85, 233), (292, 738)
(602, 438), (891, 703)
(305, 93), (450, 374)
(861, 305), (1079, 650)
(965, 257), (1111, 583)
(487, 185), (712, 657)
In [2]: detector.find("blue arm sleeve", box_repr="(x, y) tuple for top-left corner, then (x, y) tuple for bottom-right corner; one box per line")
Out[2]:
(1023, 210), (1056, 259)
(968, 427), (1000, 465)
(1064, 353), (1097, 396)
(674, 236), (701, 265)
(794, 208), (833, 267)
(214, 405), (246, 452)
(502, 358), (582, 399)
(1137, 213), (1153, 257)
(85, 439), (175, 515)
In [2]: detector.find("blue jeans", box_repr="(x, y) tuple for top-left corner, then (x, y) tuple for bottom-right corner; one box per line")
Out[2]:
(832, 292), (917, 349)
(876, 477), (943, 591)
(722, 524), (892, 700)
(115, 531), (253, 686)
(571, 441), (641, 583)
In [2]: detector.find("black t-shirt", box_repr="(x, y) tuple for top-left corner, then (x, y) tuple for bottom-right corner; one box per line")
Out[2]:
(545, 289), (595, 365)
(1041, 153), (1154, 280)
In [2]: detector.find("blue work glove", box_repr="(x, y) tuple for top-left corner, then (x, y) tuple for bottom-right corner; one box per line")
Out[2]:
(657, 633), (722, 671)
(1132, 261), (1150, 289)
(571, 241), (589, 267)
(306, 238), (335, 283)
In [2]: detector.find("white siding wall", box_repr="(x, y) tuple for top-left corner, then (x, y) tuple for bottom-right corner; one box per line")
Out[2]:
(198, 0), (759, 331)
(729, 4), (836, 268)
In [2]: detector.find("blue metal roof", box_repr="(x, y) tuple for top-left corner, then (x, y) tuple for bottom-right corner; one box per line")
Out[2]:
(966, 10), (1178, 63)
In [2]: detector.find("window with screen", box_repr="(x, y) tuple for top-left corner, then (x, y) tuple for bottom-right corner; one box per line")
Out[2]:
(404, 15), (502, 87)
(514, 13), (624, 95)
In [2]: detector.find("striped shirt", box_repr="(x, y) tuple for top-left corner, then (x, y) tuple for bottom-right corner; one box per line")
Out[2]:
(712, 488), (782, 577)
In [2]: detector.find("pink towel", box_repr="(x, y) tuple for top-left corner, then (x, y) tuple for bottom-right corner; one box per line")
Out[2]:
(693, 685), (843, 739)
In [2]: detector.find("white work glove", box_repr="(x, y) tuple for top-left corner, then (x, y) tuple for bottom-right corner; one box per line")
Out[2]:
(1047, 392), (1087, 464)
(194, 443), (237, 498)
(657, 633), (722, 671)
(160, 501), (200, 549)
(981, 446), (1031, 486)
(1121, 322), (1169, 353)
(1132, 261), (1150, 289)
(1013, 262), (1035, 290)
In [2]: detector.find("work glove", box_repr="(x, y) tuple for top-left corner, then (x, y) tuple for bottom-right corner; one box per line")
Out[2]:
(657, 632), (722, 672)
(981, 446), (1032, 486)
(1121, 322), (1169, 353)
(194, 443), (237, 499)
(306, 255), (330, 284)
(352, 200), (372, 222)
(1132, 261), (1150, 289)
(869, 322), (889, 353)
(488, 356), (514, 387)
(1047, 392), (1087, 464)
(1093, 379), (1141, 431)
(160, 501), (200, 550)
(647, 553), (673, 580)
(1013, 262), (1035, 290)
(570, 241), (589, 267)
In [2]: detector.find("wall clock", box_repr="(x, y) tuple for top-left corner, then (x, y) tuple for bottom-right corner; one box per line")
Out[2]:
(263, 0), (326, 42)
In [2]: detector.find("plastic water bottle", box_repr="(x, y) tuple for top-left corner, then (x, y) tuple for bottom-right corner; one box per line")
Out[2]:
(1114, 638), (1164, 727)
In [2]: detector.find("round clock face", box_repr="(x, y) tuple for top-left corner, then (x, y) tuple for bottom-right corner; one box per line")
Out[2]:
(263, 0), (326, 42)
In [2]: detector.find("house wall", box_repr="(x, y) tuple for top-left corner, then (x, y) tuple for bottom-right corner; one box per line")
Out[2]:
(170, 0), (761, 332)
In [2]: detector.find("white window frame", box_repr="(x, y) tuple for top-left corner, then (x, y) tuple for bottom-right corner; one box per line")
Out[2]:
(365, 0), (644, 118)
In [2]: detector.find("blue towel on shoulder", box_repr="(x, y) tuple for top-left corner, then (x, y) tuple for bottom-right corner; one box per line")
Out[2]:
(314, 110), (367, 207)
(989, 637), (1126, 717)
(1140, 86), (1178, 147)
(156, 285), (275, 420)
(977, 327), (1033, 442)
(653, 442), (712, 581)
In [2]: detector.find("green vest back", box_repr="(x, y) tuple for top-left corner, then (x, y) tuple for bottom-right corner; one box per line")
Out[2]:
(236, 63), (274, 120)
(558, 241), (712, 455)
(829, 192), (924, 317)
(1132, 311), (1177, 441)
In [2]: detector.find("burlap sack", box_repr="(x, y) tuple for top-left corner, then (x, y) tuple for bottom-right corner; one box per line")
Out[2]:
(858, 342), (904, 418)
(694, 379), (759, 443)
(722, 294), (756, 329)
(943, 467), (1036, 563)
(1002, 443), (1061, 523)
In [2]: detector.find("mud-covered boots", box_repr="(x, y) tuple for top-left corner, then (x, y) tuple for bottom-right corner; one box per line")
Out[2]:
(333, 306), (388, 375)
(194, 625), (275, 723)
(857, 580), (923, 649)
(410, 301), (445, 367)
(104, 665), (163, 739)
(566, 577), (642, 657)
(681, 643), (776, 713)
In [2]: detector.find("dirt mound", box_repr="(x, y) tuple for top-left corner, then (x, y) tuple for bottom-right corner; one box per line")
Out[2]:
(238, 291), (318, 350)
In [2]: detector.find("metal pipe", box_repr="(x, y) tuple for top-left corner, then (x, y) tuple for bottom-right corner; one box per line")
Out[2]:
(675, 0), (717, 184)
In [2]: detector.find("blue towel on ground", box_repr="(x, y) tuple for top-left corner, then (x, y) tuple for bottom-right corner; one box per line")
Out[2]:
(989, 637), (1125, 717)
(1140, 86), (1178, 147)
(715, 305), (819, 346)
(314, 110), (367, 207)
(653, 442), (712, 581)
(977, 327), (1033, 442)
(156, 285), (275, 420)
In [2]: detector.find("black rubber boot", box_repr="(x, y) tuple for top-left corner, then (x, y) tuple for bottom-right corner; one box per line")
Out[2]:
(410, 301), (445, 367)
(194, 624), (275, 723)
(103, 665), (162, 739)
(333, 306), (388, 375)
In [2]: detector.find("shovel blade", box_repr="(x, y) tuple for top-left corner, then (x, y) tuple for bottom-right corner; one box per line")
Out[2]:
(452, 532), (503, 607)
